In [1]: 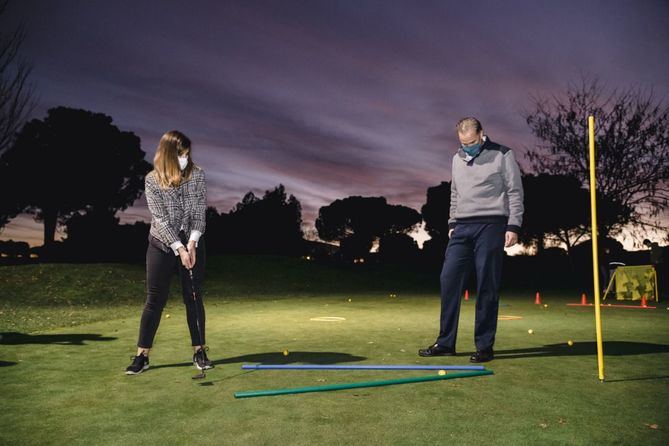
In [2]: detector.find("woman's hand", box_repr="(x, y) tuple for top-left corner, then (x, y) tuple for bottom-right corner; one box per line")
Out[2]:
(187, 241), (197, 268)
(178, 246), (193, 269)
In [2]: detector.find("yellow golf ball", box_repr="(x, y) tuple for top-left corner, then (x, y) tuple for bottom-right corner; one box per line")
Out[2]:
(438, 370), (447, 376)
(528, 329), (534, 334)
(543, 304), (548, 308)
(282, 350), (289, 356)
(165, 314), (171, 319)
(348, 298), (352, 302)
(567, 340), (574, 346)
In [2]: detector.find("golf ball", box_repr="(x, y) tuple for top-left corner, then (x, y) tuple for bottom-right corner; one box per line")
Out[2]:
(543, 304), (548, 308)
(438, 370), (447, 376)
(567, 340), (574, 346)
(165, 314), (171, 319)
(283, 350), (289, 356)
(528, 329), (534, 334)
(348, 298), (352, 302)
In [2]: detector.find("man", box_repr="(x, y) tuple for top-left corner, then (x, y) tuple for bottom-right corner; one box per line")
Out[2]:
(419, 117), (524, 363)
(643, 239), (666, 300)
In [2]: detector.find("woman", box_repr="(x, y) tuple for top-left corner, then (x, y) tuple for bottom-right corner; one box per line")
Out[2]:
(126, 130), (212, 375)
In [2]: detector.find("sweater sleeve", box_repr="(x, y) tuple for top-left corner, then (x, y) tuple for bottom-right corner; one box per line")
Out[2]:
(448, 158), (458, 229)
(502, 150), (524, 233)
(145, 174), (181, 246)
(190, 169), (207, 234)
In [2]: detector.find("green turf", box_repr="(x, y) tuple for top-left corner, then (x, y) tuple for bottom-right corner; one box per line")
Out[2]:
(1, 257), (668, 445)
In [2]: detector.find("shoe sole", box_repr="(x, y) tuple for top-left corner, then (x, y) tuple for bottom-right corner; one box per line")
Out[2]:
(418, 351), (456, 357)
(193, 361), (214, 371)
(125, 364), (150, 375)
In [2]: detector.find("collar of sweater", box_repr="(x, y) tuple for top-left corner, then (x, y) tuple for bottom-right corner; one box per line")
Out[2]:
(458, 135), (490, 163)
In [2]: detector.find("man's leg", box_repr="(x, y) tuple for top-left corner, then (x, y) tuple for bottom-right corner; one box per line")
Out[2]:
(472, 223), (506, 352)
(436, 226), (474, 349)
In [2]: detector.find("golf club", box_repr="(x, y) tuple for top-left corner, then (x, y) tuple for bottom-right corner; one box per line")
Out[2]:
(189, 268), (206, 380)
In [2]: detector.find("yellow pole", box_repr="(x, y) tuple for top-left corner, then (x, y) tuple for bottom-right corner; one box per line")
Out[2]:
(589, 115), (605, 381)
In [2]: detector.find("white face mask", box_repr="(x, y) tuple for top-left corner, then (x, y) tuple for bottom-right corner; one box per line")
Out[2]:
(178, 156), (188, 171)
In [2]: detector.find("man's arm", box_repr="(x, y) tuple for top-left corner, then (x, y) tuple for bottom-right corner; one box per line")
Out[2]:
(502, 150), (524, 233)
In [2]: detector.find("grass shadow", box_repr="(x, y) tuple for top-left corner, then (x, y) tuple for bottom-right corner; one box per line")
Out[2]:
(492, 341), (669, 360)
(0, 332), (117, 346)
(151, 351), (368, 370)
(605, 375), (669, 383)
(0, 360), (18, 367)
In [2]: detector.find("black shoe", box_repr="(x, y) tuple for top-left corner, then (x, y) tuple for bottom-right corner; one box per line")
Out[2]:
(125, 352), (149, 375)
(418, 343), (456, 357)
(470, 349), (494, 363)
(193, 348), (214, 371)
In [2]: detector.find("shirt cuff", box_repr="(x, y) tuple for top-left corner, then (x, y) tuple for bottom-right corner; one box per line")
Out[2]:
(170, 241), (185, 256)
(189, 230), (202, 247)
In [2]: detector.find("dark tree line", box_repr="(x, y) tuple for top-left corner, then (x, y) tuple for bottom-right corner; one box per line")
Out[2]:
(3, 78), (665, 266)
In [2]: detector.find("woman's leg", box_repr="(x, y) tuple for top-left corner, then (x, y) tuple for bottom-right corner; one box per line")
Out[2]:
(137, 242), (175, 353)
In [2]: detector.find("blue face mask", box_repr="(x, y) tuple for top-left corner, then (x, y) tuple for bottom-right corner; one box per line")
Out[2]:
(461, 142), (482, 157)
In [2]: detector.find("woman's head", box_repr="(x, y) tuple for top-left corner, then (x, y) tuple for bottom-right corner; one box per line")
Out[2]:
(153, 130), (193, 188)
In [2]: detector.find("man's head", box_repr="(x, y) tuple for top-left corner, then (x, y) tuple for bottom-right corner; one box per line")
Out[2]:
(456, 117), (484, 148)
(643, 239), (652, 248)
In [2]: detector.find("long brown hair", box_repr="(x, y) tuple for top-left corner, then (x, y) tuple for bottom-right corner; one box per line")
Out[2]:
(153, 130), (194, 188)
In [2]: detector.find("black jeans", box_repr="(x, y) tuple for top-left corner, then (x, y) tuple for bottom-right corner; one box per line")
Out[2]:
(137, 234), (206, 348)
(437, 223), (506, 352)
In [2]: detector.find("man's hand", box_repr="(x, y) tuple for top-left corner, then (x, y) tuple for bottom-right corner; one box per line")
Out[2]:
(187, 241), (197, 268)
(505, 231), (518, 248)
(178, 246), (193, 269)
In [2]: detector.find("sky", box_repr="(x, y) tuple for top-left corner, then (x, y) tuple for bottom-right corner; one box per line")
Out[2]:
(2, 0), (668, 249)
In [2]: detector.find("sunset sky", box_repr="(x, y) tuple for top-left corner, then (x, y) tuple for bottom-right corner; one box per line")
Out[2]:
(2, 0), (668, 249)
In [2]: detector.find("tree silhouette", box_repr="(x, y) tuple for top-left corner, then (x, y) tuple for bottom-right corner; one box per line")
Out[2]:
(521, 174), (589, 255)
(316, 196), (420, 261)
(0, 1), (35, 228)
(525, 78), (668, 239)
(420, 182), (451, 261)
(0, 107), (151, 248)
(222, 185), (304, 255)
(63, 209), (149, 262)
(0, 0), (34, 155)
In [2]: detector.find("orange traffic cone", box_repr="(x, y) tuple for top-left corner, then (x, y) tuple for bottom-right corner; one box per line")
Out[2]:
(535, 292), (541, 305)
(581, 293), (587, 305)
(464, 289), (469, 301)
(641, 295), (647, 308)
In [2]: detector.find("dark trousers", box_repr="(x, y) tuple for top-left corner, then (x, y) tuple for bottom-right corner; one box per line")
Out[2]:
(137, 235), (206, 348)
(437, 223), (506, 351)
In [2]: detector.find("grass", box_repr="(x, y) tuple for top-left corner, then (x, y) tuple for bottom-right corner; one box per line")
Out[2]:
(1, 256), (668, 445)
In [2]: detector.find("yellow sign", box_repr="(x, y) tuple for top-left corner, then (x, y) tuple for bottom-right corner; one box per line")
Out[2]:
(611, 265), (658, 301)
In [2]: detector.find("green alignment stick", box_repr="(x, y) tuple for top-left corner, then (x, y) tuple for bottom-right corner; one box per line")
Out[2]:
(234, 369), (493, 399)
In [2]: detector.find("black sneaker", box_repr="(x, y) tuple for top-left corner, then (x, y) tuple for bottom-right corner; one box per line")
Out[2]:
(193, 348), (213, 370)
(418, 343), (456, 357)
(125, 353), (149, 375)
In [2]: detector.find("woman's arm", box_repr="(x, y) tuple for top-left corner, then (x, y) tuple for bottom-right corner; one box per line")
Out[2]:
(190, 169), (207, 237)
(145, 174), (181, 247)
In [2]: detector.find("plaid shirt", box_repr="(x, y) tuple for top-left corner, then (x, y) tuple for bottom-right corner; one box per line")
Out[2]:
(145, 167), (206, 253)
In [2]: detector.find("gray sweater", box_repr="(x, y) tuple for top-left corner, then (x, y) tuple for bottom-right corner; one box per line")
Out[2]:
(448, 137), (524, 233)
